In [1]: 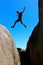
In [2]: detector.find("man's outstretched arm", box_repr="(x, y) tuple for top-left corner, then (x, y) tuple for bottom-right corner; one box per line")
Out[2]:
(22, 7), (26, 13)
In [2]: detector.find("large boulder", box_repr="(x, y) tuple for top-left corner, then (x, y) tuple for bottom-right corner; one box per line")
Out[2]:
(26, 0), (43, 65)
(0, 24), (20, 65)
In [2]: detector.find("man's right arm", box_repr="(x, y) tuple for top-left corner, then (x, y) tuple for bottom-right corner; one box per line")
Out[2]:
(22, 7), (26, 13)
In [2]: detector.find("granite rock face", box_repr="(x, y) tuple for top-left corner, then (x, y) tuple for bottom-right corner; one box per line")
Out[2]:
(26, 23), (40, 65)
(26, 0), (43, 65)
(0, 25), (20, 65)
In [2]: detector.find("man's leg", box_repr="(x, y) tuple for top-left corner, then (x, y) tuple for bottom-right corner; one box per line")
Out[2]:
(20, 21), (27, 28)
(11, 19), (19, 28)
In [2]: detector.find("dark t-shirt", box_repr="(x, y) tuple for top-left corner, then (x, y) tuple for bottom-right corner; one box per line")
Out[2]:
(18, 12), (22, 20)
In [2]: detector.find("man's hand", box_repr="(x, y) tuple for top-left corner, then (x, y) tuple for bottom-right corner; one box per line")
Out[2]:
(22, 7), (26, 13)
(24, 7), (26, 10)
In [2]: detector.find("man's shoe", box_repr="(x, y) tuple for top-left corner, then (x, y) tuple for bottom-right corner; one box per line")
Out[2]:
(25, 25), (27, 28)
(11, 26), (14, 28)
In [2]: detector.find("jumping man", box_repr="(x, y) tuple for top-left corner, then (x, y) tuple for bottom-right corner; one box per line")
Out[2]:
(11, 7), (27, 28)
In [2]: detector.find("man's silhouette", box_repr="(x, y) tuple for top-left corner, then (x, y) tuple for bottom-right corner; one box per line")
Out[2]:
(11, 7), (27, 28)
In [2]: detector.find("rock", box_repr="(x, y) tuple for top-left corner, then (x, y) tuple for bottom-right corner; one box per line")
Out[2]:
(26, 22), (39, 50)
(26, 22), (40, 65)
(0, 24), (20, 65)
(17, 48), (22, 52)
(17, 48), (31, 65)
(37, 0), (43, 64)
(26, 0), (43, 65)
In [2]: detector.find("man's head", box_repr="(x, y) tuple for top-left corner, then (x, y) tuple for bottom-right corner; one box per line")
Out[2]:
(16, 11), (19, 14)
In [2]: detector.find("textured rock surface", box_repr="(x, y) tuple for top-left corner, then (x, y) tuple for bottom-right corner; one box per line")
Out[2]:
(0, 25), (20, 65)
(26, 0), (43, 65)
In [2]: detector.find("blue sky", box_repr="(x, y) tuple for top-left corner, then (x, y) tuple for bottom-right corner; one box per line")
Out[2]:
(0, 0), (38, 49)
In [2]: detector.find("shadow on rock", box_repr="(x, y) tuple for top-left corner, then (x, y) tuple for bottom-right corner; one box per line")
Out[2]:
(17, 48), (31, 65)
